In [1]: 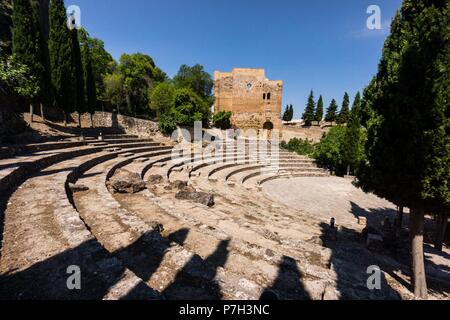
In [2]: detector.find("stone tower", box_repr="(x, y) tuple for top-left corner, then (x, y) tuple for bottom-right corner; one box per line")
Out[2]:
(214, 68), (283, 130)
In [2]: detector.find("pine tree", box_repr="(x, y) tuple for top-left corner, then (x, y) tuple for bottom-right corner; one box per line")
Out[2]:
(337, 92), (350, 124)
(71, 28), (85, 128)
(302, 90), (316, 126)
(83, 44), (96, 128)
(325, 99), (338, 122)
(12, 0), (46, 122)
(48, 0), (76, 126)
(357, 0), (449, 299)
(315, 95), (324, 122)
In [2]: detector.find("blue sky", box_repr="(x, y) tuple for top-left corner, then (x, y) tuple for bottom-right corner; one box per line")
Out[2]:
(71, 0), (402, 117)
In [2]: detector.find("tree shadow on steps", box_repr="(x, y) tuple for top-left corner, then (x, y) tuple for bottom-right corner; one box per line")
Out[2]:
(260, 256), (311, 300)
(114, 228), (190, 285)
(319, 222), (402, 300)
(161, 239), (231, 300)
(0, 238), (158, 300)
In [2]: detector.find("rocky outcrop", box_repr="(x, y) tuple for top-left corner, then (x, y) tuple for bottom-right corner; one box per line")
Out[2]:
(107, 169), (146, 194)
(175, 190), (215, 207)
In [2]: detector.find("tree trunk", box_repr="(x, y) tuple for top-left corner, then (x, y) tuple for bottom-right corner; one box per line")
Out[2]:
(434, 213), (448, 252)
(90, 113), (94, 128)
(30, 103), (34, 123)
(347, 165), (350, 176)
(63, 112), (67, 127)
(78, 112), (82, 128)
(40, 103), (45, 122)
(397, 206), (404, 228)
(409, 207), (428, 299)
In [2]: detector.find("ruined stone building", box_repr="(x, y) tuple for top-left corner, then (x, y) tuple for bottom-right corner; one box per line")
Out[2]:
(214, 68), (283, 130)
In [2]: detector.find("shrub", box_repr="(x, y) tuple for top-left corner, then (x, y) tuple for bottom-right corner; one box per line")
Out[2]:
(212, 111), (232, 130)
(281, 137), (315, 156)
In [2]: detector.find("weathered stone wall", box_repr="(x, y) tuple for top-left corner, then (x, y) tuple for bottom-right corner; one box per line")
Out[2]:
(69, 111), (160, 138)
(214, 68), (283, 130)
(280, 126), (330, 143)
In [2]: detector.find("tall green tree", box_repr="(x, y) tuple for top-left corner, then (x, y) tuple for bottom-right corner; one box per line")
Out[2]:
(82, 44), (96, 127)
(282, 105), (290, 122)
(337, 92), (350, 124)
(315, 95), (324, 122)
(173, 64), (213, 100)
(71, 28), (85, 127)
(289, 104), (294, 121)
(352, 91), (362, 120)
(0, 0), (13, 55)
(78, 29), (115, 104)
(148, 81), (176, 117)
(357, 0), (449, 299)
(103, 72), (125, 114)
(118, 53), (167, 117)
(12, 0), (47, 122)
(341, 105), (363, 175)
(49, 0), (76, 125)
(325, 99), (338, 122)
(302, 90), (316, 126)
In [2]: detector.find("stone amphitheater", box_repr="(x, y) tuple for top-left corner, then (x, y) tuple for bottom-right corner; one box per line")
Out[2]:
(0, 116), (449, 300)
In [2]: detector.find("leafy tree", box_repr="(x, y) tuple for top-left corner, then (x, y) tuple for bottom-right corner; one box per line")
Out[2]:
(337, 92), (350, 124)
(325, 99), (338, 122)
(117, 53), (167, 117)
(213, 111), (232, 130)
(302, 90), (316, 126)
(49, 0), (76, 125)
(103, 72), (125, 114)
(0, 54), (39, 99)
(82, 43), (96, 127)
(172, 87), (209, 126)
(313, 126), (347, 175)
(356, 0), (449, 298)
(148, 81), (175, 117)
(315, 95), (324, 122)
(12, 0), (48, 122)
(71, 28), (85, 127)
(173, 64), (213, 99)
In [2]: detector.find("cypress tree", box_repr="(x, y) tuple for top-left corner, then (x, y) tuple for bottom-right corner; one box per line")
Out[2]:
(302, 90), (316, 126)
(341, 105), (362, 175)
(337, 92), (350, 124)
(357, 0), (449, 298)
(48, 0), (76, 126)
(352, 91), (362, 120)
(83, 44), (96, 127)
(282, 105), (290, 122)
(325, 99), (338, 123)
(315, 95), (324, 122)
(71, 28), (85, 128)
(12, 0), (46, 122)
(288, 104), (294, 121)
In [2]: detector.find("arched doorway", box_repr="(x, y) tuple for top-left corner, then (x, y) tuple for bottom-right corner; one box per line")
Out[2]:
(263, 121), (274, 130)
(263, 121), (274, 140)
